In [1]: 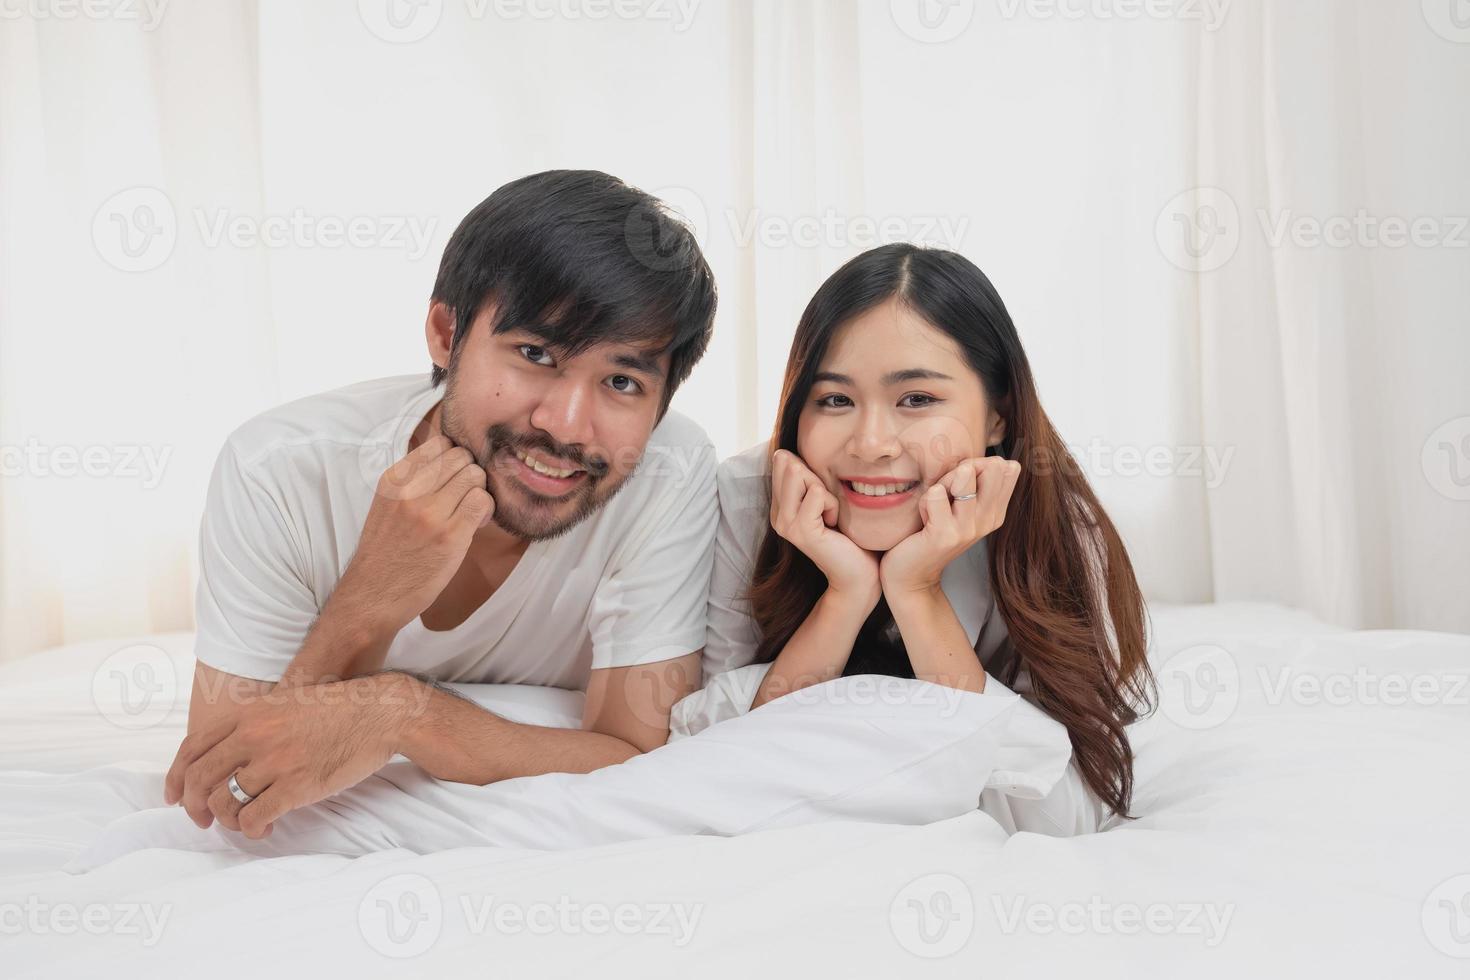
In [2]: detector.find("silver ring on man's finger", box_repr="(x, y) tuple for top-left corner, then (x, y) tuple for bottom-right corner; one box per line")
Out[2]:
(227, 772), (256, 805)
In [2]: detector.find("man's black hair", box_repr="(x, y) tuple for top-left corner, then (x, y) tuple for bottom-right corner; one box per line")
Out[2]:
(430, 170), (716, 417)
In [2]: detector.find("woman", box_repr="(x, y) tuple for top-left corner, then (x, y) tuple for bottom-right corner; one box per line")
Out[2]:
(702, 242), (1158, 831)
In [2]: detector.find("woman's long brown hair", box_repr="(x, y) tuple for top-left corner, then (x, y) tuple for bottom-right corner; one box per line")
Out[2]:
(747, 243), (1157, 821)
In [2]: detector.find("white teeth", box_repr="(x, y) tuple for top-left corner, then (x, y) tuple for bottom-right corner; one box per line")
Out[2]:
(516, 449), (577, 479)
(850, 480), (917, 497)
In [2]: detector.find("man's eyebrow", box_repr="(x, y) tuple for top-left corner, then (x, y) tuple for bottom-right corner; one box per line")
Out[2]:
(811, 368), (954, 385)
(609, 350), (664, 379)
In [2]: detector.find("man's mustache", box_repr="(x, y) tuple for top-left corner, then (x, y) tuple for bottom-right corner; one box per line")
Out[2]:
(484, 423), (610, 479)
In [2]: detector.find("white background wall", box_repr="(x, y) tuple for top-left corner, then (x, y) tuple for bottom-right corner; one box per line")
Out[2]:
(1, 0), (1466, 661)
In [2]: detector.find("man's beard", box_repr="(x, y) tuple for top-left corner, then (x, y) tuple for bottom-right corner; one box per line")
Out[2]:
(439, 396), (631, 542)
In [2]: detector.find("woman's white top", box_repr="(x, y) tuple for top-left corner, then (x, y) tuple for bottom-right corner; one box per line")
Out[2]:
(686, 443), (1106, 837)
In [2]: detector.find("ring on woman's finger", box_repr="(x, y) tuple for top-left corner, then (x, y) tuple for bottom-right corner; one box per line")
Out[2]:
(950, 492), (977, 501)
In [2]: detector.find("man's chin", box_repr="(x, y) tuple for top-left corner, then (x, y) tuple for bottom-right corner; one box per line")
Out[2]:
(485, 473), (617, 542)
(488, 497), (585, 542)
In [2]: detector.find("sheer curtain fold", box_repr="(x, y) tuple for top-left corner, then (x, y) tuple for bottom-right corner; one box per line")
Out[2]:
(1, 0), (1464, 662)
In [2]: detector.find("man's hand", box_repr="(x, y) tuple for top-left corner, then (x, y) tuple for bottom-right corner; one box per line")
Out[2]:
(337, 433), (495, 639)
(163, 673), (421, 839)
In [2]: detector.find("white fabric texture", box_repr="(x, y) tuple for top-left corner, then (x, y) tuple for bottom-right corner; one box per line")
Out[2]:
(4, 605), (1468, 978)
(1, 1), (1466, 665)
(193, 373), (718, 685)
(671, 660), (1098, 836)
(65, 674), (1032, 868)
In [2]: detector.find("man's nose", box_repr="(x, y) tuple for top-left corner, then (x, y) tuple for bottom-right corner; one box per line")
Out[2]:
(529, 375), (596, 452)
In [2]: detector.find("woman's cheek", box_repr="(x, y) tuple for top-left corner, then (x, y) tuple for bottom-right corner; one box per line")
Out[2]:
(898, 416), (978, 485)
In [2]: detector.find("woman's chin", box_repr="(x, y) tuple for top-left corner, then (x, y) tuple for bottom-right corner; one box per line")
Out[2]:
(840, 515), (922, 552)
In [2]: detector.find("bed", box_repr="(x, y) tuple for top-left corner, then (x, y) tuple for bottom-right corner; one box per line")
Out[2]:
(2, 601), (1467, 978)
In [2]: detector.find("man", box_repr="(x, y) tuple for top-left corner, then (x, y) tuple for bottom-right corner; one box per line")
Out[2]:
(163, 170), (719, 840)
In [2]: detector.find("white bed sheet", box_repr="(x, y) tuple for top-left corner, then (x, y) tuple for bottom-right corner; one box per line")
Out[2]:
(2, 602), (1468, 978)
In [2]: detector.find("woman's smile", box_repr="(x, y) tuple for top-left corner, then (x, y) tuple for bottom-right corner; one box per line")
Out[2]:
(838, 477), (921, 510)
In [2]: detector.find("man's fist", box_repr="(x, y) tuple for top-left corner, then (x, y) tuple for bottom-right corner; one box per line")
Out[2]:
(339, 434), (493, 635)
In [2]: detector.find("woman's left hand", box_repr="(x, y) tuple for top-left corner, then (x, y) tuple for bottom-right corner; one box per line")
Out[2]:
(879, 456), (1022, 598)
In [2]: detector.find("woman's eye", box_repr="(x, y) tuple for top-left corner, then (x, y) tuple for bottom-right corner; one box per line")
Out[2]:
(816, 393), (852, 409)
(899, 393), (938, 408)
(519, 344), (555, 366)
(608, 374), (642, 395)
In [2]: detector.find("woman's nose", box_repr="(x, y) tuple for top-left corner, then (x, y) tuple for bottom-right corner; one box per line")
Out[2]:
(849, 410), (902, 461)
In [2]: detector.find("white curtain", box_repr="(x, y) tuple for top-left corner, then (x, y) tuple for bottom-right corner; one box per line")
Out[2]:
(1, 0), (1465, 663)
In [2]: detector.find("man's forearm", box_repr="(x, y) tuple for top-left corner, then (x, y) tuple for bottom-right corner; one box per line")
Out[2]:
(277, 587), (400, 688)
(386, 672), (642, 784)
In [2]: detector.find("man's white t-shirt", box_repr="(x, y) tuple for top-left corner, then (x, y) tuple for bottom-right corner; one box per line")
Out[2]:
(193, 373), (718, 689)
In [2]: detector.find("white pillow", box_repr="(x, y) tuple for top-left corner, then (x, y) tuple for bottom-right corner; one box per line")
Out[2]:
(69, 674), (1035, 868)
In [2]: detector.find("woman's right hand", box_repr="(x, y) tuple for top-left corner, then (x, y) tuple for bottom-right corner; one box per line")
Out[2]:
(769, 449), (881, 611)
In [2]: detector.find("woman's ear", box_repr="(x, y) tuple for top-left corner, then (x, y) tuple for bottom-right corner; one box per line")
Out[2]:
(985, 407), (1007, 450)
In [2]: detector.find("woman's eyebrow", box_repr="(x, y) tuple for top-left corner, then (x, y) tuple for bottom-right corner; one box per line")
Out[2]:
(811, 368), (953, 385)
(883, 368), (953, 384)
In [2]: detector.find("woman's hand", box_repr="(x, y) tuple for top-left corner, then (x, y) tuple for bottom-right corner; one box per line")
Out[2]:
(879, 456), (1022, 599)
(769, 449), (881, 611)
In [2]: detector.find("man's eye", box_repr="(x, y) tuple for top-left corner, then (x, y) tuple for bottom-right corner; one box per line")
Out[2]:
(519, 344), (555, 367)
(608, 374), (643, 395)
(816, 393), (852, 408)
(899, 393), (938, 408)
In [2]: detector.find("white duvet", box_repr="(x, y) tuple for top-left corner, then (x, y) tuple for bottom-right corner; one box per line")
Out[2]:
(3, 602), (1469, 978)
(62, 670), (1070, 867)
